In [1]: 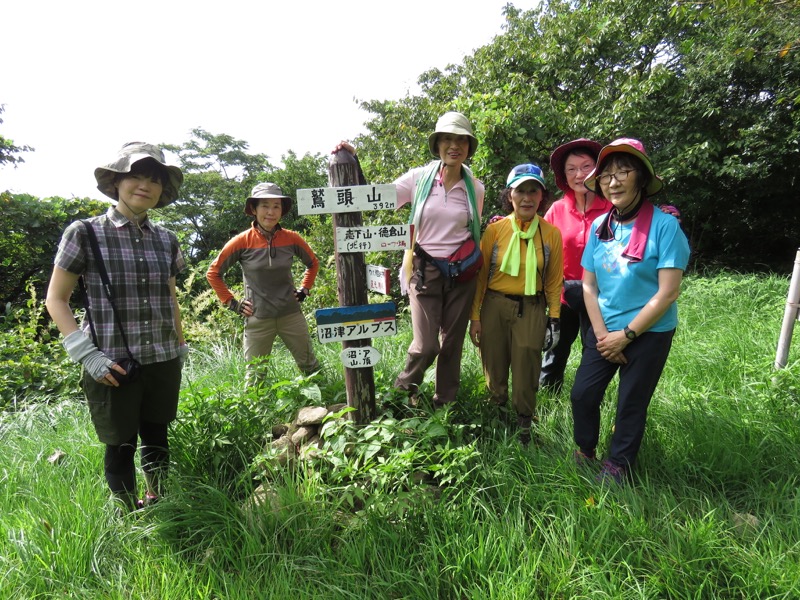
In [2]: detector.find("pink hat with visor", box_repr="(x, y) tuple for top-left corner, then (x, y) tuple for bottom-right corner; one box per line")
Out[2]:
(584, 137), (663, 196)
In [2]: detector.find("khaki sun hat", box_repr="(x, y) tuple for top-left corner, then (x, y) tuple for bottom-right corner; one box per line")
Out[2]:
(427, 111), (479, 159)
(94, 142), (184, 208)
(244, 182), (292, 217)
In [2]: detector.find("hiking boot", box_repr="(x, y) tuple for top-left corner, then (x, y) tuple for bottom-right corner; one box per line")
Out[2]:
(573, 449), (597, 467)
(136, 492), (159, 510)
(597, 459), (627, 485)
(518, 414), (535, 447)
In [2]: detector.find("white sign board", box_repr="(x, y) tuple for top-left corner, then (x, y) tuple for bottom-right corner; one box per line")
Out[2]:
(336, 225), (410, 253)
(366, 265), (391, 295)
(340, 346), (382, 369)
(297, 184), (397, 215)
(315, 303), (397, 344)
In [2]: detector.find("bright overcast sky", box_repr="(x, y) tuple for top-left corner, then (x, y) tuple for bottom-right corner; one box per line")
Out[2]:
(2, 0), (537, 201)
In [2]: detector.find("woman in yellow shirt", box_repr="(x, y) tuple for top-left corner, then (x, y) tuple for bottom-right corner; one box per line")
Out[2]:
(469, 164), (564, 445)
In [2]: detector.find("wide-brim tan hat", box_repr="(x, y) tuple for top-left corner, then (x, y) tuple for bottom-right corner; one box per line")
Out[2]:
(244, 182), (292, 216)
(427, 111), (479, 159)
(94, 142), (184, 208)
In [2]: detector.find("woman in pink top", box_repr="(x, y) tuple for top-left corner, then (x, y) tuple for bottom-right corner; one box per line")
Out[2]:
(539, 139), (611, 393)
(334, 112), (485, 408)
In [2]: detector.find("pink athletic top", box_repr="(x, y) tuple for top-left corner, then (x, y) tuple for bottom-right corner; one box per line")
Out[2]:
(543, 189), (611, 281)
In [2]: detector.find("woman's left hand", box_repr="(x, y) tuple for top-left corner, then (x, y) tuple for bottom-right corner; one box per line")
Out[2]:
(596, 330), (629, 364)
(332, 141), (355, 155)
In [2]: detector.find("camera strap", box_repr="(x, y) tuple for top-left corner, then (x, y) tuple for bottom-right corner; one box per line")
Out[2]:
(77, 220), (136, 362)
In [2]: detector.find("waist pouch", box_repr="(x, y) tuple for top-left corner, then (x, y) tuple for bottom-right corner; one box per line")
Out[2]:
(415, 239), (483, 284)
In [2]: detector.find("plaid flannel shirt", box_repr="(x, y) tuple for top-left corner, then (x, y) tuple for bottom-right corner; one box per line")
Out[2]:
(54, 207), (185, 365)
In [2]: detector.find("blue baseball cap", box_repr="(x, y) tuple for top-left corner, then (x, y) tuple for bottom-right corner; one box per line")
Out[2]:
(506, 163), (547, 190)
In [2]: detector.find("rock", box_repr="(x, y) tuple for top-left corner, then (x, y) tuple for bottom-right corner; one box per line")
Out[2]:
(291, 426), (316, 445)
(411, 471), (433, 485)
(271, 423), (289, 439)
(732, 512), (760, 536)
(269, 435), (297, 467)
(47, 450), (67, 465)
(296, 406), (328, 426)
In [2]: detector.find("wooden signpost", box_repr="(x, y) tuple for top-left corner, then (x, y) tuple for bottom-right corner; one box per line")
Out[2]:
(299, 152), (409, 422)
(303, 150), (404, 423)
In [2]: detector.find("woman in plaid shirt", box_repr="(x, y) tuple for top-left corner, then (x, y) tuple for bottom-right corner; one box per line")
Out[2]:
(46, 142), (187, 513)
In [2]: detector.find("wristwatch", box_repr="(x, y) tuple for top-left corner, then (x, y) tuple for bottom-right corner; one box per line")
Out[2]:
(624, 326), (637, 341)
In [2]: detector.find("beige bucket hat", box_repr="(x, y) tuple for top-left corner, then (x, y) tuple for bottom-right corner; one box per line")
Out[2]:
(427, 111), (479, 159)
(94, 142), (184, 207)
(244, 182), (292, 216)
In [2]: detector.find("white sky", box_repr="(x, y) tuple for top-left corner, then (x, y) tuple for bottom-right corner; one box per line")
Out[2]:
(2, 0), (537, 201)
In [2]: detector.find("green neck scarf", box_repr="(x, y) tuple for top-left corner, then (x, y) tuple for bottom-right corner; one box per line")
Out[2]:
(499, 215), (540, 295)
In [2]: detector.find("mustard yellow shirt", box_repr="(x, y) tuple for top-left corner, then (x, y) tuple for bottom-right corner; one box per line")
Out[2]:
(470, 214), (564, 320)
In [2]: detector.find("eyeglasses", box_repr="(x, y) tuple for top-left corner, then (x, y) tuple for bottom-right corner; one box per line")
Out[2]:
(596, 170), (634, 186)
(565, 165), (595, 176)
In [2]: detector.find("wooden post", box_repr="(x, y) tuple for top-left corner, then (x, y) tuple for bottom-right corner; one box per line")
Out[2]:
(328, 150), (376, 423)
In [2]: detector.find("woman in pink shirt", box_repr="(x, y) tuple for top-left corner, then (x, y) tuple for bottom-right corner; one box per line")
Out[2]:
(539, 139), (611, 393)
(335, 112), (485, 408)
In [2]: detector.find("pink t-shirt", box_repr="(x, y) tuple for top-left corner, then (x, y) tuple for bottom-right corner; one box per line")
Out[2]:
(394, 165), (485, 258)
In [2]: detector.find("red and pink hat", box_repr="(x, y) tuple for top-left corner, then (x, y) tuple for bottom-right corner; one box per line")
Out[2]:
(584, 137), (664, 196)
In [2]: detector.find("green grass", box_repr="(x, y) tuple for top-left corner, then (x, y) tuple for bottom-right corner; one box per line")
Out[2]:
(2, 272), (800, 599)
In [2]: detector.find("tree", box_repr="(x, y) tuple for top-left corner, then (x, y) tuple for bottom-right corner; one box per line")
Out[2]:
(0, 105), (33, 167)
(159, 128), (275, 264)
(158, 129), (330, 266)
(355, 0), (800, 268)
(0, 192), (108, 308)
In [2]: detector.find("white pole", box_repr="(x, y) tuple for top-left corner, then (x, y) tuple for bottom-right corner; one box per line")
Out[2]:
(775, 248), (800, 370)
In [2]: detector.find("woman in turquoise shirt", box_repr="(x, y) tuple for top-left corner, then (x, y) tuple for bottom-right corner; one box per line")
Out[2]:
(570, 138), (690, 484)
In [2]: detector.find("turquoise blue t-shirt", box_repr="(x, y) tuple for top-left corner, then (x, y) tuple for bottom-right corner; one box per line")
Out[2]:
(581, 208), (691, 332)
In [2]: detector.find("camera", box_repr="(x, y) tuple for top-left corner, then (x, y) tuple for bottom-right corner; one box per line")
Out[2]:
(109, 357), (142, 385)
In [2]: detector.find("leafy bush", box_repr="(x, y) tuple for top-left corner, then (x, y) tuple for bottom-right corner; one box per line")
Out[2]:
(0, 283), (80, 410)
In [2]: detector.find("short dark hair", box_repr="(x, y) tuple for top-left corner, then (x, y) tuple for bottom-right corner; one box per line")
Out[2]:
(500, 183), (549, 213)
(114, 157), (168, 187)
(563, 148), (596, 171)
(594, 154), (652, 199)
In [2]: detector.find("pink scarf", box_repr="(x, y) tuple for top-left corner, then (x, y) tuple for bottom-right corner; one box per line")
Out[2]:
(597, 200), (654, 263)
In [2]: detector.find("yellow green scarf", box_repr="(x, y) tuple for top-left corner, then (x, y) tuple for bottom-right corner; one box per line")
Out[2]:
(499, 215), (539, 295)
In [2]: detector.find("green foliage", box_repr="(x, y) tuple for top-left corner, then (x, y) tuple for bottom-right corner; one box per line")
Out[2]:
(158, 128), (329, 267)
(0, 282), (79, 409)
(356, 0), (800, 269)
(0, 104), (33, 167)
(2, 272), (800, 598)
(0, 192), (108, 307)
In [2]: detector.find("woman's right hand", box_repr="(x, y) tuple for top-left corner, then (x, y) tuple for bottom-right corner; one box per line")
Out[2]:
(469, 320), (482, 347)
(227, 298), (254, 318)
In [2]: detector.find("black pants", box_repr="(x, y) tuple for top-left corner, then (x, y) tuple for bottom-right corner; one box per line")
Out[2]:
(104, 421), (169, 498)
(570, 327), (674, 469)
(540, 281), (589, 390)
